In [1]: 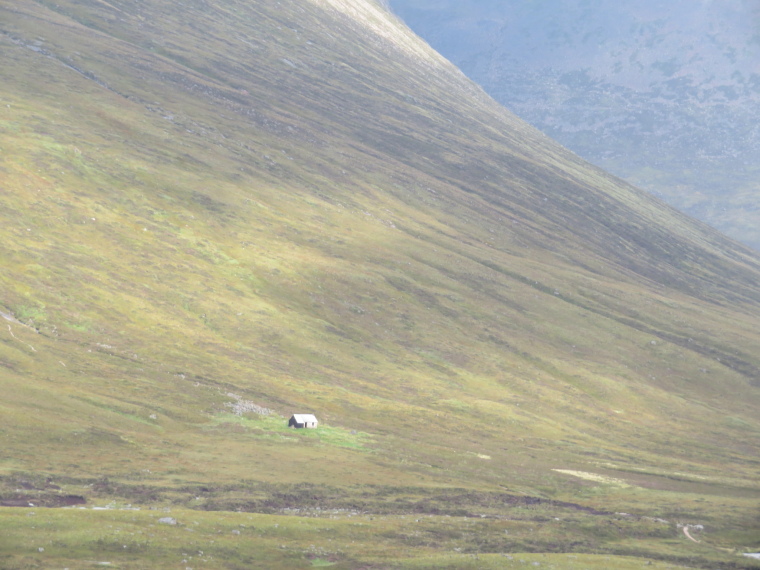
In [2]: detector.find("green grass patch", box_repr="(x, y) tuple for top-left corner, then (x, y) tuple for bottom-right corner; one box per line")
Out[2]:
(209, 413), (372, 450)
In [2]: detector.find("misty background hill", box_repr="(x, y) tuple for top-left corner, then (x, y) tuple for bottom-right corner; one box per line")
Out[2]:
(387, 0), (760, 250)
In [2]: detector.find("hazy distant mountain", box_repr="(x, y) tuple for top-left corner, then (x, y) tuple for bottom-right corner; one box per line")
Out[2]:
(388, 0), (760, 249)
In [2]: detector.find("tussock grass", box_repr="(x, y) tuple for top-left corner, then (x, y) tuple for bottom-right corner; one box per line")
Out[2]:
(1, 504), (757, 569)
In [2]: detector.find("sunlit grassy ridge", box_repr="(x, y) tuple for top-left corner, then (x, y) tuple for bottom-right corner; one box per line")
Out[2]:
(1, 0), (759, 566)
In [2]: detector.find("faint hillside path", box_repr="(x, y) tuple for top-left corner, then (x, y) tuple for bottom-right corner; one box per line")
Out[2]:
(683, 526), (700, 543)
(1, 310), (20, 324)
(3, 311), (39, 352)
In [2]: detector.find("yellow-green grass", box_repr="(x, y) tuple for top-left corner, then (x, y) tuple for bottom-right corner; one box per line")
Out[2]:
(1, 0), (759, 566)
(2, 505), (758, 569)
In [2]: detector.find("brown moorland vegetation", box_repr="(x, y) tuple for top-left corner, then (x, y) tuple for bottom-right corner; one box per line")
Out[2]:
(0, 0), (758, 567)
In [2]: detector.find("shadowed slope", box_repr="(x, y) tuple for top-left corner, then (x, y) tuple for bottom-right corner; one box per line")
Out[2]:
(387, 0), (760, 250)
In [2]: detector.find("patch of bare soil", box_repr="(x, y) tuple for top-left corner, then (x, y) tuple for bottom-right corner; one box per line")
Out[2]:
(0, 494), (86, 507)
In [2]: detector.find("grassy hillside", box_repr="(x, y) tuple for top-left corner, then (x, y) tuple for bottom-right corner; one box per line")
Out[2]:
(1, 0), (759, 567)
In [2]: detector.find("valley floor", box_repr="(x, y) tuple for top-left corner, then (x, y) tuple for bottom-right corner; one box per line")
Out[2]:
(1, 478), (759, 569)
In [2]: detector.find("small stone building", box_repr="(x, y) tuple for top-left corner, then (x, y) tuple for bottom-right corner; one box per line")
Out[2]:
(288, 414), (318, 429)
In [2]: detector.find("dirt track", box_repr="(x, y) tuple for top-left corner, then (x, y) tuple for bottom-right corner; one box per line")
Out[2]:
(683, 526), (700, 543)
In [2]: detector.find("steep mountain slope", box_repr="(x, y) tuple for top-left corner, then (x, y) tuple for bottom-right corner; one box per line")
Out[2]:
(1, 0), (759, 567)
(387, 0), (760, 250)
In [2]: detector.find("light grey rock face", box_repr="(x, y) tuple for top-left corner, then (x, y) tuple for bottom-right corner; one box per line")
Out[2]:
(388, 0), (760, 250)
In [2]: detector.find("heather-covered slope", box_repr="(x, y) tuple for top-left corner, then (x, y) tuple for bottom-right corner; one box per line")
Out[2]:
(1, 0), (759, 567)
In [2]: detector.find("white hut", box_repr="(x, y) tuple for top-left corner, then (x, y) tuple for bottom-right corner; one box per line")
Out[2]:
(288, 414), (318, 429)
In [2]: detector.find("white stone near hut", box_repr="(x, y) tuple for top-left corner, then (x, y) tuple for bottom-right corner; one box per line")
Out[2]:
(288, 414), (318, 429)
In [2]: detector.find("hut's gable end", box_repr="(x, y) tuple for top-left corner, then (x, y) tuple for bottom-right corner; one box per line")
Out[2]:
(289, 414), (318, 428)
